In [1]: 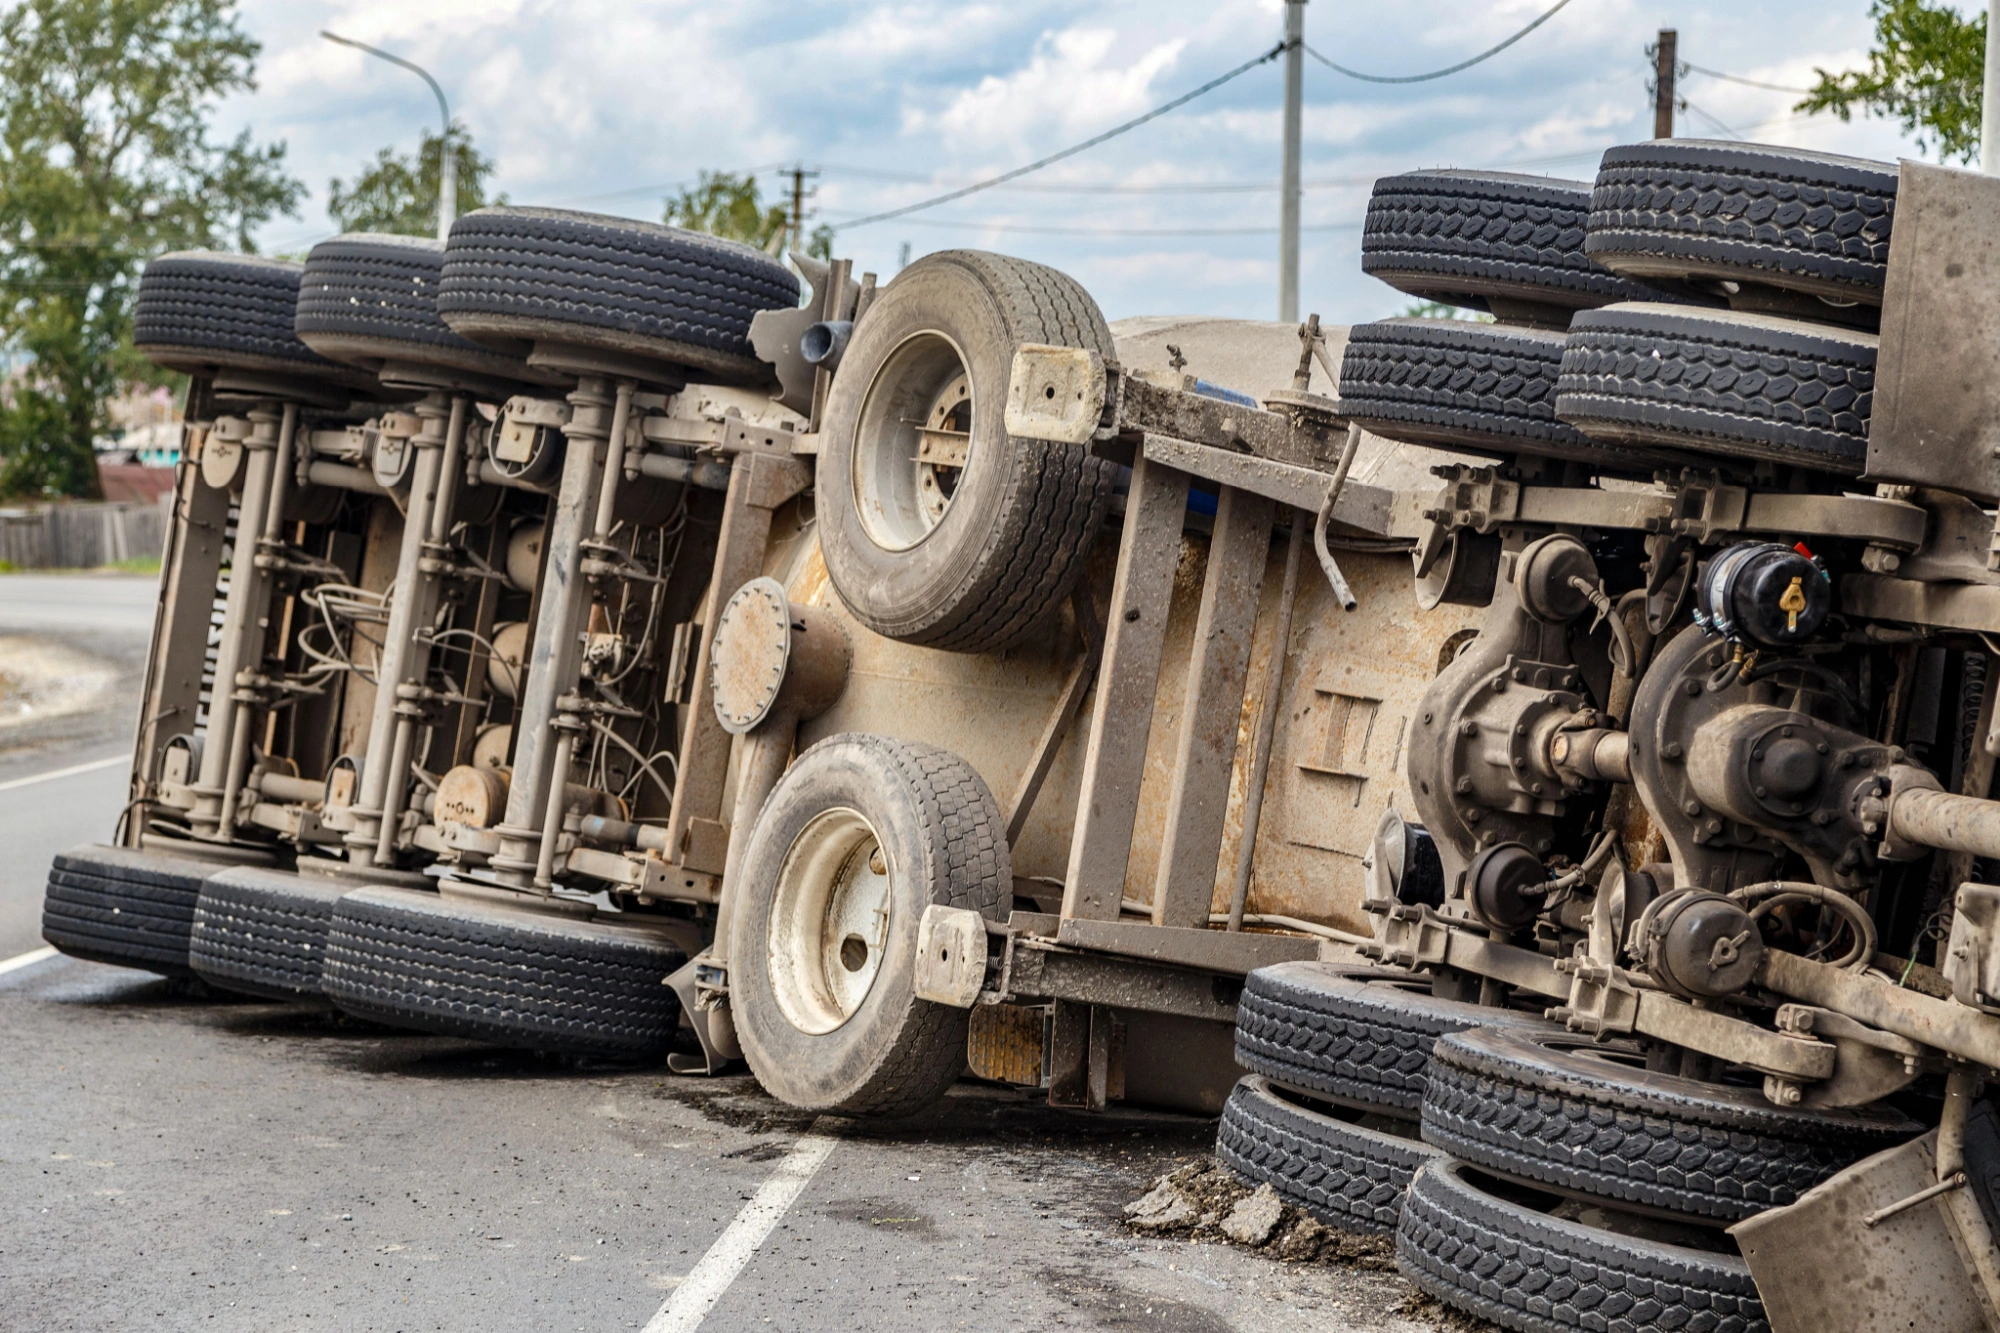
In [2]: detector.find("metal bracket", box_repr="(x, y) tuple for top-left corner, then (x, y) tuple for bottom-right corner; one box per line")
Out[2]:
(1550, 949), (1641, 1037)
(1423, 464), (1521, 536)
(1004, 344), (1108, 445)
(1362, 902), (1453, 970)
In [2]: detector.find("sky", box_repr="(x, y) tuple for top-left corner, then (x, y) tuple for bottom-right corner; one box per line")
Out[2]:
(227, 0), (1957, 326)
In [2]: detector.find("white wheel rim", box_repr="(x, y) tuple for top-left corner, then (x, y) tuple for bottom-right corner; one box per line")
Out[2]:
(852, 332), (972, 552)
(765, 807), (894, 1035)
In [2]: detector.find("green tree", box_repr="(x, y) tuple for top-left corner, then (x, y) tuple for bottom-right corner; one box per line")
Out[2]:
(665, 171), (835, 260)
(1399, 300), (1494, 323)
(0, 0), (301, 498)
(328, 124), (498, 236)
(1798, 0), (1987, 163)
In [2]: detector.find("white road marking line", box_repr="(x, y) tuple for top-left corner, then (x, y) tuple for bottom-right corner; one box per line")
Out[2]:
(0, 755), (124, 793)
(642, 1123), (839, 1333)
(0, 946), (58, 976)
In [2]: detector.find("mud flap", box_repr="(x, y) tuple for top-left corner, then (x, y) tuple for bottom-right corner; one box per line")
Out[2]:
(664, 953), (742, 1075)
(1730, 1126), (2000, 1332)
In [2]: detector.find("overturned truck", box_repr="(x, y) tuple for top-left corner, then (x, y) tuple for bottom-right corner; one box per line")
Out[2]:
(43, 139), (2000, 1331)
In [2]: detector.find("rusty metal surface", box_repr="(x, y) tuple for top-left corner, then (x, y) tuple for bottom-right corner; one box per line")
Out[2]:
(1061, 454), (1190, 922)
(1151, 486), (1273, 927)
(1889, 782), (2000, 860)
(1868, 160), (2000, 502)
(1054, 917), (1316, 972)
(1006, 944), (1238, 1024)
(1732, 1132), (2000, 1333)
(128, 458), (231, 839)
(1113, 374), (1331, 470)
(664, 458), (782, 874)
(1844, 571), (2000, 634)
(1760, 947), (2000, 1071)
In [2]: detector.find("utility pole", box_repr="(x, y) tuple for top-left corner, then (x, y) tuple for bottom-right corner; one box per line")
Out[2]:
(1279, 0), (1306, 322)
(1982, 0), (2000, 172)
(1653, 29), (1678, 139)
(321, 31), (456, 240)
(787, 165), (819, 257)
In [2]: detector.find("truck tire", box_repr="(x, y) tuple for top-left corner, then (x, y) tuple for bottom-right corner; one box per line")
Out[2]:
(135, 252), (374, 387)
(322, 888), (687, 1059)
(41, 844), (211, 976)
(436, 207), (800, 383)
(1234, 961), (1556, 1119)
(1216, 1075), (1440, 1235)
(1586, 140), (1897, 305)
(1555, 303), (1876, 474)
(815, 251), (1119, 653)
(1338, 318), (1674, 473)
(1397, 1158), (1768, 1333)
(1362, 170), (1682, 323)
(189, 868), (348, 1002)
(1421, 1027), (1920, 1223)
(295, 232), (543, 384)
(729, 734), (1010, 1117)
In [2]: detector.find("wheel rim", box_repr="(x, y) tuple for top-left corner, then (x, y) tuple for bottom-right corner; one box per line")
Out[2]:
(852, 331), (972, 552)
(766, 807), (894, 1035)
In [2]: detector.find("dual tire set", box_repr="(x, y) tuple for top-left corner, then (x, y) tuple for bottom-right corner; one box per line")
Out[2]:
(44, 846), (690, 1059)
(66, 208), (814, 1061)
(1220, 962), (1916, 1332)
(1341, 139), (1895, 479)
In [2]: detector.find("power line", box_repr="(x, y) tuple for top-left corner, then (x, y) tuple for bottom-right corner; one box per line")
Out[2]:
(1681, 62), (1816, 96)
(1302, 0), (1576, 85)
(832, 215), (1365, 238)
(830, 42), (1287, 231)
(1680, 99), (1743, 140)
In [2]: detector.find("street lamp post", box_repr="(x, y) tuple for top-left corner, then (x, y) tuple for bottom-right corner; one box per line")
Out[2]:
(321, 31), (457, 240)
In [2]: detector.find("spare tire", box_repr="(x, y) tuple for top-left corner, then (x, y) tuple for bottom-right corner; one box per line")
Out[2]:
(135, 252), (375, 388)
(189, 867), (348, 1002)
(1235, 961), (1557, 1119)
(322, 888), (687, 1059)
(1397, 1158), (1768, 1333)
(816, 251), (1119, 652)
(295, 233), (547, 386)
(41, 844), (212, 976)
(1555, 303), (1876, 473)
(1362, 170), (1685, 324)
(1217, 1075), (1440, 1235)
(1420, 1026), (1919, 1223)
(1585, 140), (1897, 306)
(729, 733), (1011, 1117)
(1338, 318), (1674, 472)
(437, 207), (800, 383)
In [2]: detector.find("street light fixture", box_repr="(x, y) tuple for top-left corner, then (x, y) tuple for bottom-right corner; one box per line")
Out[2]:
(320, 31), (457, 241)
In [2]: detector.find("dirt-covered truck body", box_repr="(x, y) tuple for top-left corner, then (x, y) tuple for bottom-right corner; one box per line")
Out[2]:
(45, 140), (2000, 1333)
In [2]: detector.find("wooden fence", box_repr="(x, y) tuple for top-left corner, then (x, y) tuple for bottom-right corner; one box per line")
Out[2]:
(0, 495), (171, 569)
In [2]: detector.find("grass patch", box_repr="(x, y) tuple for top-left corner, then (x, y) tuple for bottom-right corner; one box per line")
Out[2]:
(0, 555), (160, 575)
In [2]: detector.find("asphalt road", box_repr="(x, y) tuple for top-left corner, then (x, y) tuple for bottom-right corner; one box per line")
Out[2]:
(0, 573), (1440, 1332)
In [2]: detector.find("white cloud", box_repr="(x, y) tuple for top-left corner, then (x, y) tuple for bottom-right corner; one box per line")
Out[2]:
(225, 0), (1938, 321)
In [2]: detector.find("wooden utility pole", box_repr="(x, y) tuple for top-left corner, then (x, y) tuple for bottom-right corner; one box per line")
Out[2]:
(787, 165), (819, 255)
(1653, 29), (1677, 139)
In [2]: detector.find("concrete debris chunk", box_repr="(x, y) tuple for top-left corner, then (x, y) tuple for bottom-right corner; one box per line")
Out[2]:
(1219, 1184), (1283, 1245)
(1122, 1179), (1196, 1232)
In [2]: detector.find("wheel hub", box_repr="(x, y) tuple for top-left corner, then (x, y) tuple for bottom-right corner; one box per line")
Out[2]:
(766, 807), (894, 1035)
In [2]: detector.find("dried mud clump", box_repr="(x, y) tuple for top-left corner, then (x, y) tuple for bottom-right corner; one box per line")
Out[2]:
(1121, 1159), (1396, 1271)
